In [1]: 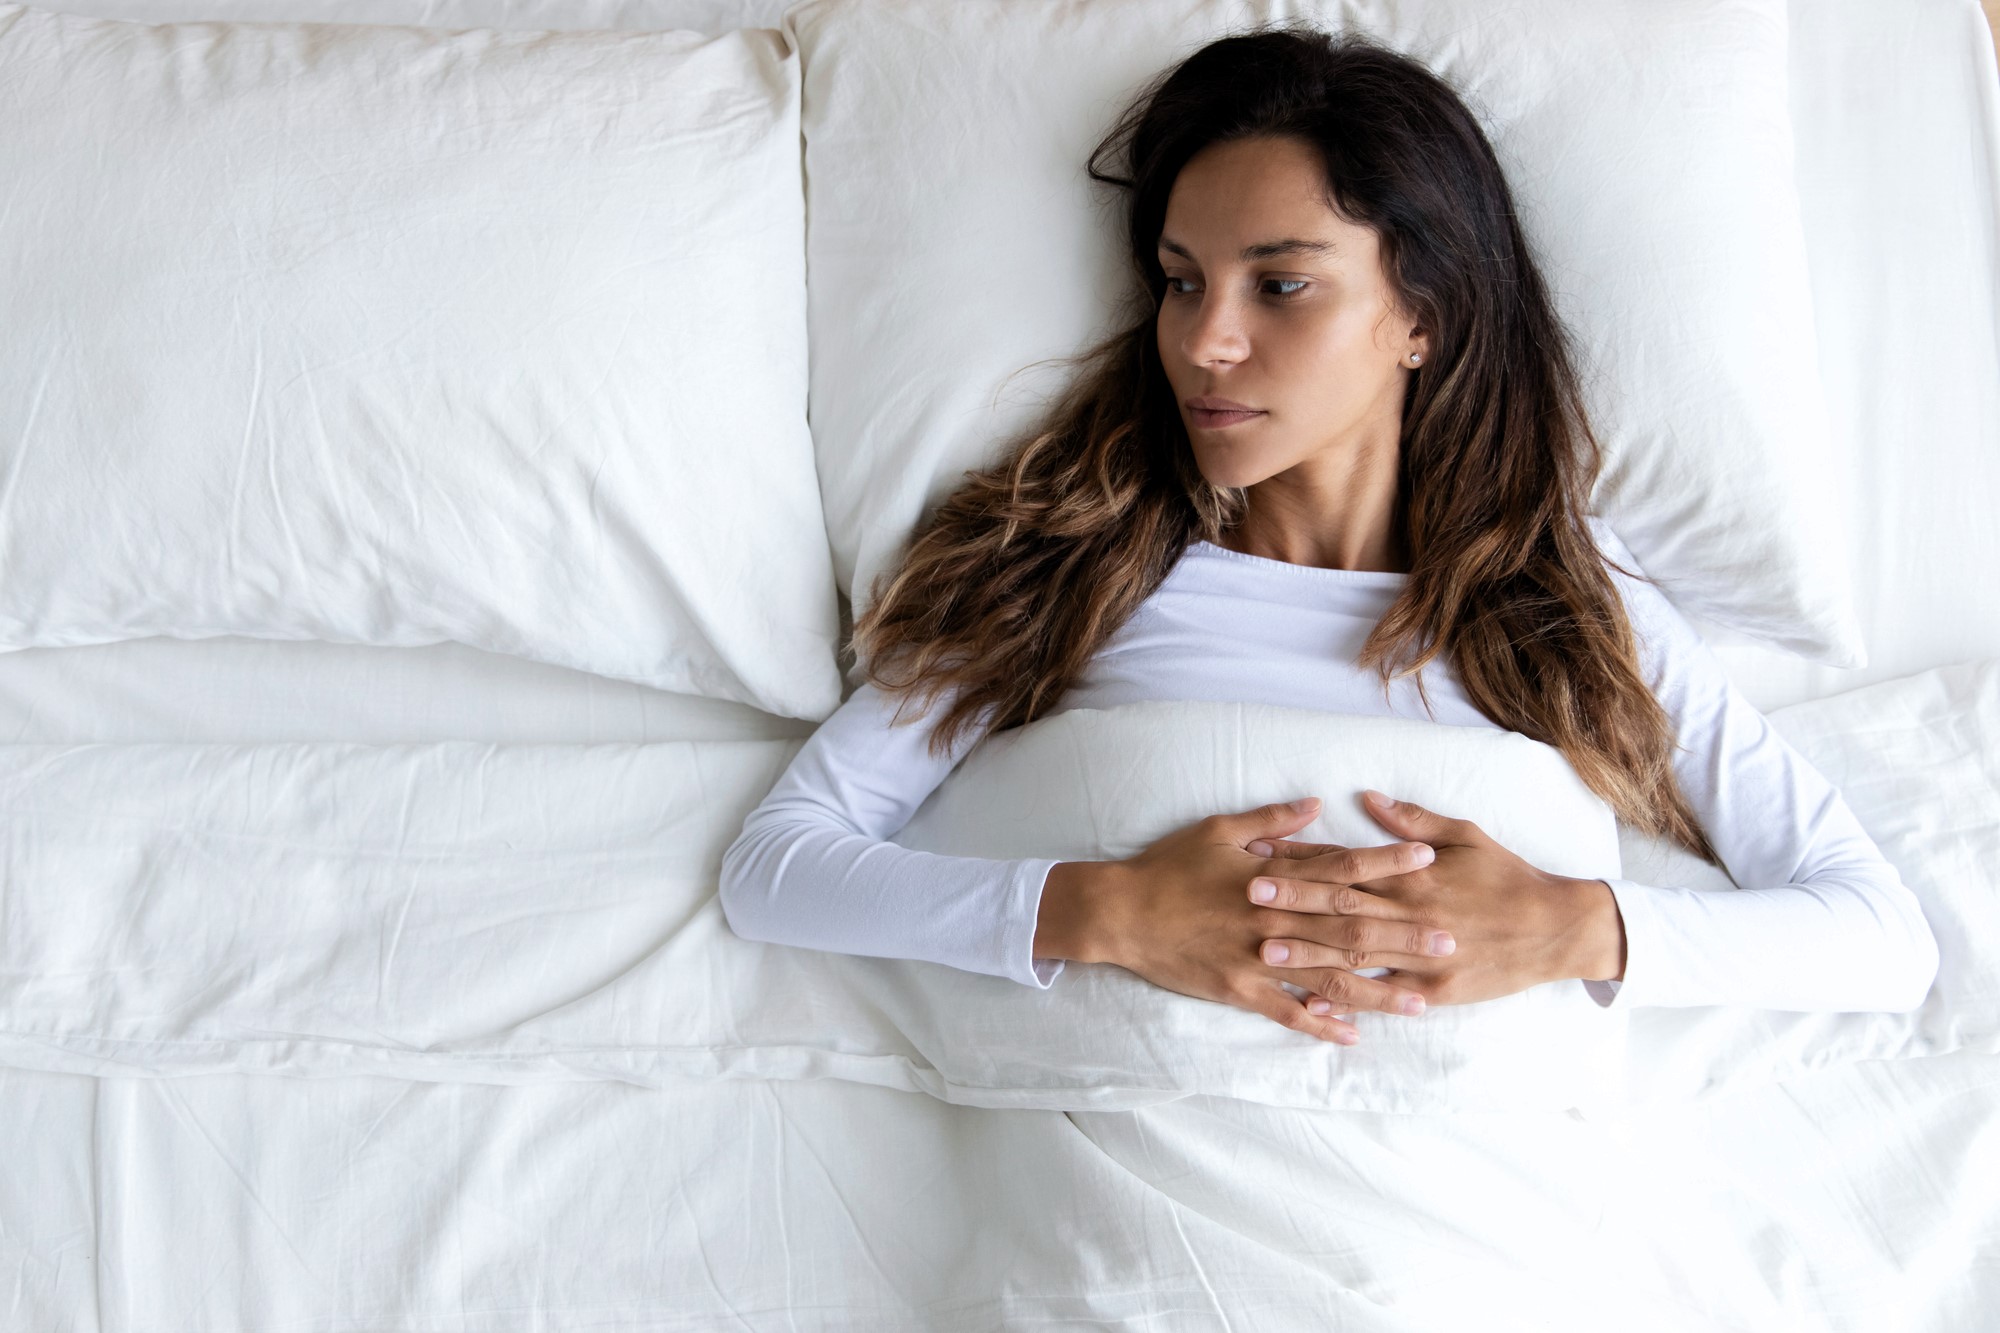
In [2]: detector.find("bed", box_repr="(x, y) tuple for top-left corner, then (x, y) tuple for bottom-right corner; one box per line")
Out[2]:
(2, 0), (1997, 1328)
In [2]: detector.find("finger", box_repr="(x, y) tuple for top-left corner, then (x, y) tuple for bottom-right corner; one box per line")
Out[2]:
(1243, 986), (1361, 1045)
(1257, 924), (1456, 973)
(1295, 966), (1431, 1017)
(1222, 797), (1323, 849)
(1297, 840), (1436, 882)
(1246, 845), (1434, 908)
(1361, 790), (1476, 847)
(1371, 968), (1445, 1007)
(1245, 837), (1347, 860)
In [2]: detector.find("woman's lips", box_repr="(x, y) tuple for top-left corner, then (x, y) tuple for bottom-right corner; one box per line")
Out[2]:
(1189, 406), (1266, 429)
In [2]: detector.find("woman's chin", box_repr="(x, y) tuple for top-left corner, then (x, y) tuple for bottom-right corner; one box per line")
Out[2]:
(1193, 456), (1275, 491)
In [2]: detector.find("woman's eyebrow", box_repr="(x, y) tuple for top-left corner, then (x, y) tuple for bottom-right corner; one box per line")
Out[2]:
(1157, 236), (1339, 260)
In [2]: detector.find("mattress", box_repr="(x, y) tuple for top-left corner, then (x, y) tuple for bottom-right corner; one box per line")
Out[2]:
(2, 1), (1996, 1330)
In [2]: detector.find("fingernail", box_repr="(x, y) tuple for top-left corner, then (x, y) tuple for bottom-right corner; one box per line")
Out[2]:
(1264, 942), (1291, 964)
(1307, 998), (1331, 1015)
(1365, 790), (1392, 809)
(1247, 840), (1274, 857)
(1409, 843), (1434, 866)
(1292, 797), (1319, 811)
(1337, 1030), (1359, 1045)
(1250, 879), (1277, 903)
(1400, 994), (1426, 1015)
(1430, 933), (1455, 956)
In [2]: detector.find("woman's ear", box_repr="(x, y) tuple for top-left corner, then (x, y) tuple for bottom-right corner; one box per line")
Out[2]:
(1403, 326), (1430, 369)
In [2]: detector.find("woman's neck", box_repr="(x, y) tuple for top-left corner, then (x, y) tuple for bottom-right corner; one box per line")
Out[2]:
(1220, 431), (1409, 573)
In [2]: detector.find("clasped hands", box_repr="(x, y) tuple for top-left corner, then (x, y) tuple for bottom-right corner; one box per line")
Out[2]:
(1053, 787), (1628, 1045)
(1240, 790), (1624, 1039)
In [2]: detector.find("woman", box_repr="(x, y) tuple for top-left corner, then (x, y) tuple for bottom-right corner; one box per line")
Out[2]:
(719, 28), (1938, 1047)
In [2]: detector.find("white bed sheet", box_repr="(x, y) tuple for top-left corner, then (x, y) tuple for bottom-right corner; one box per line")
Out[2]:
(4, 1072), (1422, 1331)
(8, 1050), (1999, 1331)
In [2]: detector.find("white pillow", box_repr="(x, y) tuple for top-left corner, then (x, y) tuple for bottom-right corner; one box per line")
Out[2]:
(890, 700), (1631, 1115)
(1617, 656), (2000, 1102)
(0, 4), (844, 720)
(786, 0), (1862, 672)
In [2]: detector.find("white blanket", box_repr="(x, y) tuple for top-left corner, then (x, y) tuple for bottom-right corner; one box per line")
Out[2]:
(2, 666), (1992, 1117)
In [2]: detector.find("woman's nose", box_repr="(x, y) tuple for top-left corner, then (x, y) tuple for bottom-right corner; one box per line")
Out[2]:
(1181, 293), (1250, 367)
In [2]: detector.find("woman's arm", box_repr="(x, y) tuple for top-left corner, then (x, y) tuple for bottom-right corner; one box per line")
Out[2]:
(718, 679), (1068, 988)
(1587, 522), (1941, 1011)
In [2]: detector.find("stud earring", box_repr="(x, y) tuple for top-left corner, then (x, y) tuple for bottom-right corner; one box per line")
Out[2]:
(1408, 352), (1422, 365)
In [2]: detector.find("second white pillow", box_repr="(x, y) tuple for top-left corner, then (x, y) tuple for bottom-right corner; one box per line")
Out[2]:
(788, 0), (1860, 671)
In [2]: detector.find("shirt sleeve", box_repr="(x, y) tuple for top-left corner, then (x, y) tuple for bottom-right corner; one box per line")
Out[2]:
(1580, 520), (1941, 1012)
(717, 677), (1067, 989)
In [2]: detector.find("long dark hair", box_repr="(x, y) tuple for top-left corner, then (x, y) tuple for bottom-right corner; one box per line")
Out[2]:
(850, 26), (1719, 862)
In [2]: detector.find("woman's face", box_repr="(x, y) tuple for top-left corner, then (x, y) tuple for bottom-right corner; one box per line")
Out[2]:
(1155, 134), (1426, 490)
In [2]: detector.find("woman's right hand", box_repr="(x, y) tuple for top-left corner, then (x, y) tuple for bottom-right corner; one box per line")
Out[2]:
(1037, 797), (1441, 1045)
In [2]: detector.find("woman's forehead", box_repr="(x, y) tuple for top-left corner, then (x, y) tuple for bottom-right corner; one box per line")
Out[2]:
(1159, 137), (1367, 259)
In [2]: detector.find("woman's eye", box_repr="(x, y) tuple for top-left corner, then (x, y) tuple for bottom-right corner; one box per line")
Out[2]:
(1161, 276), (1307, 298)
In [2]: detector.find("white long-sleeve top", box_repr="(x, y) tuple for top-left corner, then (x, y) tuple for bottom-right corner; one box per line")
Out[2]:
(719, 517), (1941, 1012)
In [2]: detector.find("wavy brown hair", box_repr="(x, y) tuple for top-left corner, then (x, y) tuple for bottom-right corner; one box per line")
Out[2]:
(849, 26), (1720, 863)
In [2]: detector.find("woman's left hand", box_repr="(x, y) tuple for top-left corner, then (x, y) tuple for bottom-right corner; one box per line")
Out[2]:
(1245, 789), (1625, 1014)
